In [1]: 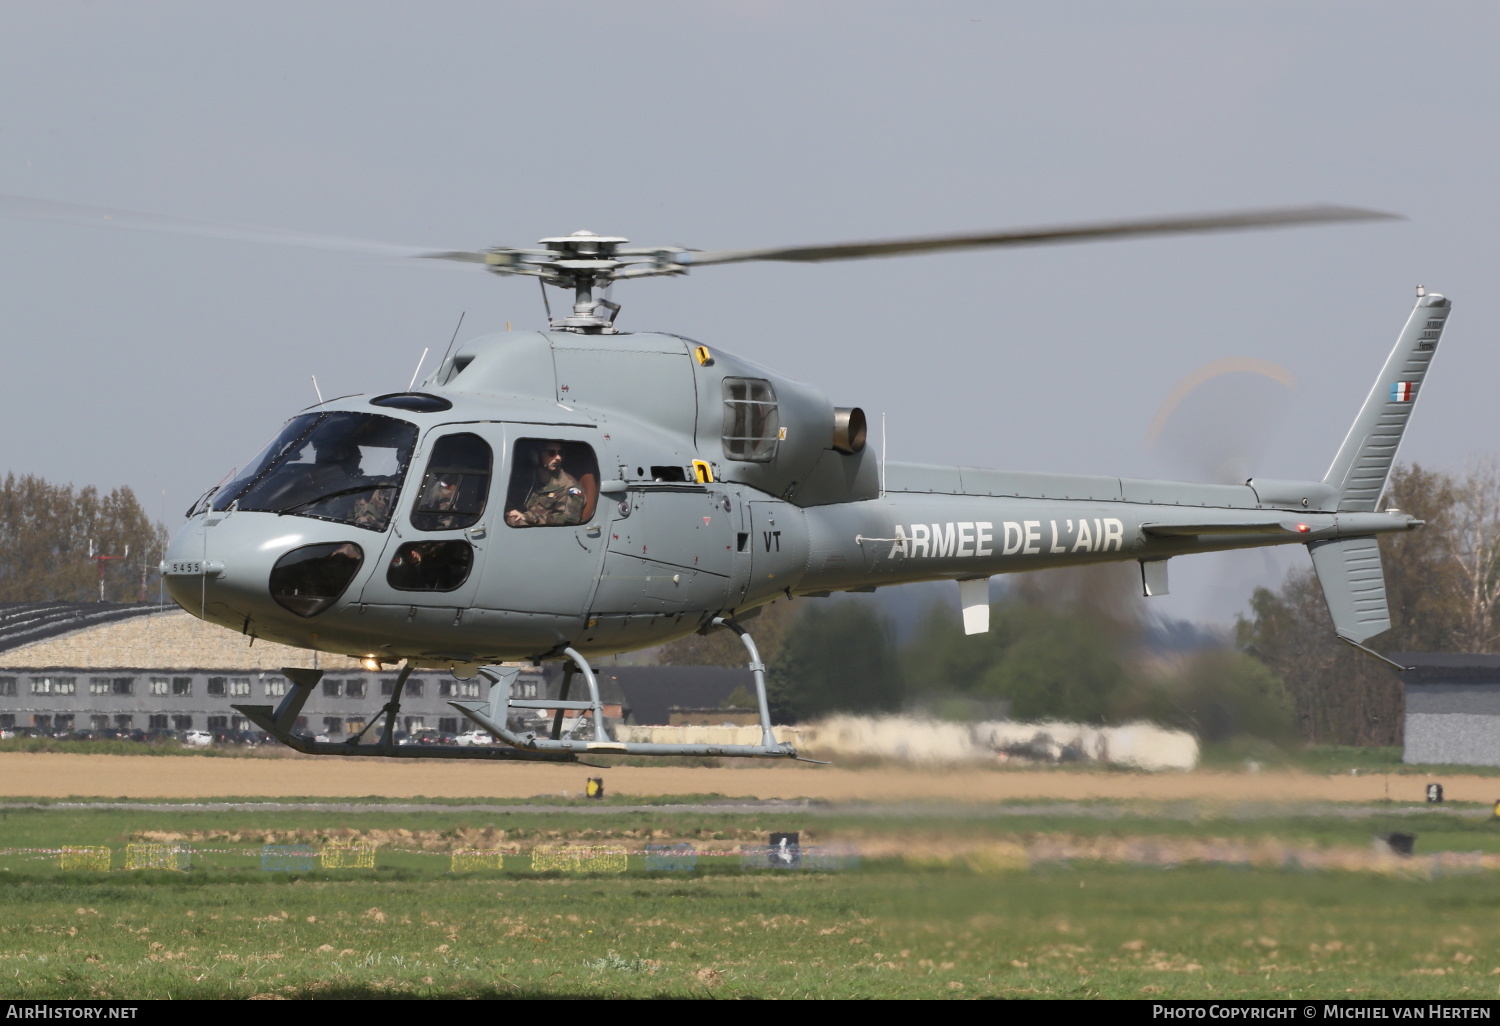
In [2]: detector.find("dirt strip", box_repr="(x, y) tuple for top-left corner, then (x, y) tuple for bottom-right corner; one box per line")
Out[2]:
(0, 753), (1495, 803)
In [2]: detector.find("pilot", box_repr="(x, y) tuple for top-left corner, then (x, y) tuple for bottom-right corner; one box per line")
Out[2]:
(350, 487), (393, 528)
(315, 439), (362, 480)
(505, 441), (584, 527)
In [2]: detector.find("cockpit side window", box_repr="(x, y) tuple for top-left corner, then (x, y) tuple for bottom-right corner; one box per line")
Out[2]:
(504, 439), (599, 528)
(409, 433), (492, 532)
(212, 412), (418, 531)
(722, 378), (779, 462)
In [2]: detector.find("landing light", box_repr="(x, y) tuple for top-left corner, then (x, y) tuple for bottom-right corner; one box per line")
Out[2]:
(361, 657), (382, 672)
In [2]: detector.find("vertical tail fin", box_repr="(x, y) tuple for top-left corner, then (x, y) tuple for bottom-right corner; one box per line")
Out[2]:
(1323, 291), (1451, 511)
(1307, 291), (1451, 663)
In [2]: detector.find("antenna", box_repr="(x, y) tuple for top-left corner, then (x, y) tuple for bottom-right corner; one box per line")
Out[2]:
(311, 375), (324, 404)
(407, 347), (429, 391)
(437, 311), (465, 380)
(159, 489), (167, 610)
(880, 412), (887, 499)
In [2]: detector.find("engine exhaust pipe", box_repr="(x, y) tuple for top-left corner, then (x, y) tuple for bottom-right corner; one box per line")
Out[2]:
(832, 407), (867, 454)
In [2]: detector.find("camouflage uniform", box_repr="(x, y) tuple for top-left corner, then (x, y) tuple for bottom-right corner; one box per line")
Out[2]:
(517, 469), (585, 526)
(349, 489), (392, 528)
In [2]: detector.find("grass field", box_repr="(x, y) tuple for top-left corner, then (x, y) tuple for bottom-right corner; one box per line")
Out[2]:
(5, 803), (1500, 998)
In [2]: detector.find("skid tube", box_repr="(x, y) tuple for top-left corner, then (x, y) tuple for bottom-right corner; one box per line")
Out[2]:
(234, 665), (576, 762)
(451, 621), (814, 760)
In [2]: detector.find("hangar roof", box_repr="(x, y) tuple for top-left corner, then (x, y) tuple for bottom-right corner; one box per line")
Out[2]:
(1392, 652), (1500, 683)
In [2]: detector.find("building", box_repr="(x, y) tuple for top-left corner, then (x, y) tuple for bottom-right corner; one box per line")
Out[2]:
(0, 602), (756, 740)
(1396, 652), (1500, 766)
(0, 602), (545, 739)
(667, 707), (761, 726)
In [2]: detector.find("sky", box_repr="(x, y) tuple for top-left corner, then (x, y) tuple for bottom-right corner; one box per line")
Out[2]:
(0, 1), (1496, 626)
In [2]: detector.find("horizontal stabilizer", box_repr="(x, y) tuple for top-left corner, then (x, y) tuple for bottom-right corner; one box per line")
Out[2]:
(1309, 536), (1391, 644)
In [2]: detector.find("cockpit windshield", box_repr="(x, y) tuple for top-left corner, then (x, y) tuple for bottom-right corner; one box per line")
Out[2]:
(210, 412), (418, 531)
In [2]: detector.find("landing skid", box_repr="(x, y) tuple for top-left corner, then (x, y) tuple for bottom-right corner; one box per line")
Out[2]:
(451, 619), (805, 760)
(233, 665), (575, 762)
(235, 618), (810, 762)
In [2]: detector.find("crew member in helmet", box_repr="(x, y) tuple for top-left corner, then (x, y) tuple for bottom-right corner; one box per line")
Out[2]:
(418, 476), (463, 529)
(506, 441), (584, 527)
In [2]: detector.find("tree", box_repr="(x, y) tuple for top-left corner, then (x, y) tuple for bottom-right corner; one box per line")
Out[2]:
(765, 600), (903, 721)
(980, 601), (1132, 722)
(0, 474), (167, 603)
(900, 564), (1140, 724)
(1443, 456), (1500, 651)
(1379, 463), (1465, 652)
(1124, 649), (1295, 744)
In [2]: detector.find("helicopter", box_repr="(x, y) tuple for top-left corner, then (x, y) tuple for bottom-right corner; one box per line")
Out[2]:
(0, 195), (1438, 763)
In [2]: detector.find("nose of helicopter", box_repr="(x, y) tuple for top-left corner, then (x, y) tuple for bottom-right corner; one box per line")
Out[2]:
(162, 514), (368, 627)
(161, 518), (213, 614)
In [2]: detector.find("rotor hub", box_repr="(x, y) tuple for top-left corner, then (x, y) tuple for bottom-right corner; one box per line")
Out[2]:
(537, 230), (630, 258)
(477, 231), (686, 333)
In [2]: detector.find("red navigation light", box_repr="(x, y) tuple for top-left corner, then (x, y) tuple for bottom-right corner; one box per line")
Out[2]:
(1297, 524), (1311, 533)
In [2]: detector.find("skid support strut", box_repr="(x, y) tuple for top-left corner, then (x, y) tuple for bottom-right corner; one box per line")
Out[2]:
(451, 627), (800, 759)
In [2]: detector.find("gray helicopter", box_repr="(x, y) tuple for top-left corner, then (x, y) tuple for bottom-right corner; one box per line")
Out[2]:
(0, 195), (1433, 763)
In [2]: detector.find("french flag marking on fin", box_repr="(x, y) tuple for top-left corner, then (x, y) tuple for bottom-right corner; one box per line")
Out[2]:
(1390, 382), (1414, 402)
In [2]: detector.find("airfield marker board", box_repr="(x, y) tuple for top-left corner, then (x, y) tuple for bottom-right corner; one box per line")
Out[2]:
(124, 843), (189, 872)
(531, 844), (628, 874)
(59, 846), (111, 872)
(644, 843), (698, 872)
(321, 841), (377, 869)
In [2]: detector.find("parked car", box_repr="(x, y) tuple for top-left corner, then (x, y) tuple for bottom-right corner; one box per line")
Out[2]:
(454, 730), (496, 746)
(398, 728), (456, 746)
(183, 730), (213, 748)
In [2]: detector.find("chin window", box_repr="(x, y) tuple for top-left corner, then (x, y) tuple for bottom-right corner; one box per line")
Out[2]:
(269, 542), (364, 617)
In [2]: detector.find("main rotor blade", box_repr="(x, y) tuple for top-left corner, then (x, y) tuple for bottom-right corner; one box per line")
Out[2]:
(0, 192), (469, 261)
(680, 205), (1401, 267)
